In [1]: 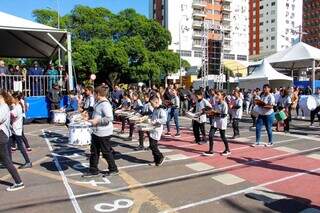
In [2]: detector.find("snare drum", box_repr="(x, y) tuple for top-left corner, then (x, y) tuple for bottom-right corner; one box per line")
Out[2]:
(185, 111), (200, 120)
(52, 110), (66, 124)
(68, 122), (92, 146)
(299, 95), (317, 112)
(136, 123), (154, 131)
(67, 112), (83, 123)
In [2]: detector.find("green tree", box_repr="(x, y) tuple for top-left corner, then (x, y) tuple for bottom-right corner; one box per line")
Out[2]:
(32, 6), (181, 85)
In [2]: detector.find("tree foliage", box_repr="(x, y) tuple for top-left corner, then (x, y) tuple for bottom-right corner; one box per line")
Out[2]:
(32, 6), (189, 85)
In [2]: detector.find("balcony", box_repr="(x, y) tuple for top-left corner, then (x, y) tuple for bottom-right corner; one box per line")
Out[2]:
(193, 31), (203, 38)
(223, 25), (231, 31)
(224, 35), (231, 40)
(222, 5), (231, 12)
(193, 10), (206, 18)
(193, 41), (202, 48)
(192, 20), (204, 28)
(222, 15), (231, 22)
(192, 0), (206, 8)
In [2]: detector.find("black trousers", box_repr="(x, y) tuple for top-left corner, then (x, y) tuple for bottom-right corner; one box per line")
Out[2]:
(10, 135), (30, 164)
(129, 123), (135, 138)
(149, 137), (163, 164)
(310, 106), (320, 124)
(89, 134), (118, 173)
(232, 118), (240, 136)
(208, 127), (230, 152)
(121, 116), (128, 132)
(192, 120), (206, 143)
(0, 131), (22, 184)
(138, 131), (149, 147)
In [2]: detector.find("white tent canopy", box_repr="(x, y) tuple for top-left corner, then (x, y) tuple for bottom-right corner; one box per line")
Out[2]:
(266, 42), (320, 69)
(0, 11), (73, 90)
(0, 11), (67, 58)
(239, 60), (293, 90)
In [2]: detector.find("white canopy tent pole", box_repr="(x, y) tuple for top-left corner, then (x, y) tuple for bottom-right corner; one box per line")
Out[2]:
(46, 33), (67, 52)
(312, 60), (316, 93)
(67, 32), (74, 90)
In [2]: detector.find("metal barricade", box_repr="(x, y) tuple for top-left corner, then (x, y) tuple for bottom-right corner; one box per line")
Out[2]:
(0, 75), (65, 96)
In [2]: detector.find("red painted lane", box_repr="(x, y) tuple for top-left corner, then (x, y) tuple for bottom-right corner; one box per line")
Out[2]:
(268, 171), (320, 206)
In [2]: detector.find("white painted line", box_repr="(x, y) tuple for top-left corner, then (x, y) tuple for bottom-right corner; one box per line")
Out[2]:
(185, 162), (214, 172)
(160, 167), (320, 213)
(274, 146), (299, 153)
(306, 153), (320, 160)
(246, 187), (287, 204)
(74, 146), (320, 199)
(166, 154), (189, 161)
(211, 173), (245, 185)
(42, 129), (82, 213)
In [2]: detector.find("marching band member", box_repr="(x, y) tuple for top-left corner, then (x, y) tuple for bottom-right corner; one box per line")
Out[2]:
(135, 93), (153, 151)
(230, 91), (243, 139)
(165, 89), (181, 137)
(191, 90), (212, 145)
(253, 84), (275, 147)
(126, 92), (143, 141)
(119, 92), (132, 134)
(83, 86), (118, 177)
(82, 86), (95, 119)
(148, 95), (166, 166)
(278, 88), (292, 132)
(204, 91), (230, 156)
(10, 92), (32, 169)
(0, 90), (24, 191)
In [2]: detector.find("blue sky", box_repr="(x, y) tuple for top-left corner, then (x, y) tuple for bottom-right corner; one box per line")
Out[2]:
(1, 0), (149, 21)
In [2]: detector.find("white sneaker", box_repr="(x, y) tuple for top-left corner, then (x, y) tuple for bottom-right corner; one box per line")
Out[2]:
(265, 143), (273, 147)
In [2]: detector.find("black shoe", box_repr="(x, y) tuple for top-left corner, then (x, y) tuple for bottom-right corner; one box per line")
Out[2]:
(203, 151), (214, 156)
(18, 162), (32, 169)
(82, 172), (100, 178)
(174, 133), (181, 137)
(103, 170), (119, 177)
(134, 146), (144, 151)
(144, 147), (150, 151)
(156, 157), (165, 166)
(6, 182), (24, 192)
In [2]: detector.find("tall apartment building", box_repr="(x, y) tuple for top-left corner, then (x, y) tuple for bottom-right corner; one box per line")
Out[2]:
(249, 0), (303, 60)
(302, 0), (320, 48)
(149, 0), (249, 75)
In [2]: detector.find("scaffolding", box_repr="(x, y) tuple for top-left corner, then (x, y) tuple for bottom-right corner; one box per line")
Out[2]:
(200, 21), (224, 89)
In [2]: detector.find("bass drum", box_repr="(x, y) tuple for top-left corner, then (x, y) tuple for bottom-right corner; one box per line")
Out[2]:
(299, 95), (317, 112)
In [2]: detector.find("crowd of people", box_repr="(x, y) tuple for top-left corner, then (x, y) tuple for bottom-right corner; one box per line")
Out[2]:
(1, 80), (319, 192)
(0, 60), (67, 96)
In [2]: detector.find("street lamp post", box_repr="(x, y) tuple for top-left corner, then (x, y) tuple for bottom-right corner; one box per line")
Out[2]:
(178, 15), (189, 87)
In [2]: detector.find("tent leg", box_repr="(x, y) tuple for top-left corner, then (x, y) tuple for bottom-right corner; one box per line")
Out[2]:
(312, 59), (316, 93)
(67, 32), (73, 91)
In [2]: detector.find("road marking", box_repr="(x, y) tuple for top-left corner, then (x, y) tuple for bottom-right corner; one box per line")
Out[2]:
(77, 177), (111, 187)
(274, 146), (299, 153)
(306, 153), (320, 160)
(94, 199), (134, 212)
(74, 146), (320, 199)
(160, 167), (320, 213)
(245, 186), (287, 204)
(211, 173), (245, 185)
(185, 162), (214, 172)
(42, 129), (82, 213)
(166, 154), (189, 161)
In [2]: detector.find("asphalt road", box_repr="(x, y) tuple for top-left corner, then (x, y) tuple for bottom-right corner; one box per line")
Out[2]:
(0, 116), (320, 213)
